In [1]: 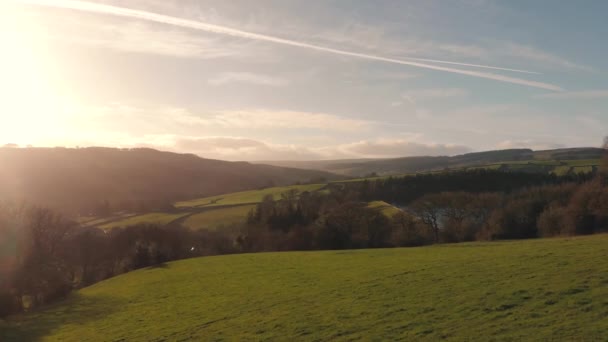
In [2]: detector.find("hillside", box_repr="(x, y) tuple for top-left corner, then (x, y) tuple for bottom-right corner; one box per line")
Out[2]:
(84, 183), (327, 231)
(2, 235), (607, 341)
(0, 147), (342, 214)
(260, 147), (604, 176)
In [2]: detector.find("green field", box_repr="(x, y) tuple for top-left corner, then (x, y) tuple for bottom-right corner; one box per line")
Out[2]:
(78, 184), (327, 230)
(182, 205), (255, 230)
(175, 184), (326, 208)
(98, 212), (189, 230)
(3, 235), (608, 341)
(368, 201), (402, 217)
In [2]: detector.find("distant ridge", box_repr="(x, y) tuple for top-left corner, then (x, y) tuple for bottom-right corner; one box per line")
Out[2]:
(0, 147), (343, 214)
(258, 147), (604, 176)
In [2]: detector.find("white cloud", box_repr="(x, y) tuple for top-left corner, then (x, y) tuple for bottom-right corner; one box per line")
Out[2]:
(500, 42), (591, 71)
(167, 136), (473, 160)
(208, 72), (289, 86)
(202, 110), (372, 132)
(534, 90), (608, 100)
(497, 140), (565, 150)
(333, 139), (472, 158)
(61, 104), (372, 134)
(173, 136), (322, 160)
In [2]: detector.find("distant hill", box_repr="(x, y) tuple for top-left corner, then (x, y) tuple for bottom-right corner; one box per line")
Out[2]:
(259, 148), (604, 176)
(0, 147), (342, 214)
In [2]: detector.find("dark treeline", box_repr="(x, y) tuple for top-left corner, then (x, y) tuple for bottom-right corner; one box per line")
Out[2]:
(343, 169), (593, 204)
(238, 175), (607, 250)
(1, 168), (607, 318)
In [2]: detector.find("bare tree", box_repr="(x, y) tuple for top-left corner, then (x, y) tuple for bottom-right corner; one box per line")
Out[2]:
(411, 195), (443, 243)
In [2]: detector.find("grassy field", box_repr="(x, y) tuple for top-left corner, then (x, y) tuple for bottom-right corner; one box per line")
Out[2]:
(175, 184), (326, 208)
(98, 212), (190, 230)
(182, 205), (255, 230)
(78, 184), (326, 230)
(3, 235), (608, 341)
(368, 201), (402, 217)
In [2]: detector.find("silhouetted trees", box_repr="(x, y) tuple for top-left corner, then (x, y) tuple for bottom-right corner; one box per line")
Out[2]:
(0, 204), (241, 317)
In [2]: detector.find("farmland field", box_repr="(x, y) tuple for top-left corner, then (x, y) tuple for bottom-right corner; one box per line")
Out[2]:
(3, 234), (608, 341)
(182, 205), (255, 230)
(175, 184), (326, 208)
(368, 200), (402, 217)
(98, 212), (190, 230)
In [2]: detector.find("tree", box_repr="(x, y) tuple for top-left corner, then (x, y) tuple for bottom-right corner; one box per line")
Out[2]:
(411, 195), (444, 242)
(391, 211), (430, 246)
(600, 136), (608, 185)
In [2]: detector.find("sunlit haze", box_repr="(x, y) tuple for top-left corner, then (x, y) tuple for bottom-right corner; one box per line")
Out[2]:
(2, 0), (607, 160)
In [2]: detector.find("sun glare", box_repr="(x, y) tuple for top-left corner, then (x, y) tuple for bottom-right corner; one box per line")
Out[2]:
(0, 3), (69, 146)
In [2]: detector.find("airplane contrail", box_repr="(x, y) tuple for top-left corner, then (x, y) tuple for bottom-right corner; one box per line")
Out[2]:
(16, 0), (563, 91)
(402, 57), (539, 75)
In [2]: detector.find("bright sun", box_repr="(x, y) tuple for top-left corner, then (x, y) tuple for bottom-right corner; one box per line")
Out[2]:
(0, 3), (69, 146)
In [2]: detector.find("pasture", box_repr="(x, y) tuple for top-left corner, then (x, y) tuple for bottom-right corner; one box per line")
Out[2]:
(175, 184), (326, 208)
(3, 235), (608, 341)
(182, 205), (255, 230)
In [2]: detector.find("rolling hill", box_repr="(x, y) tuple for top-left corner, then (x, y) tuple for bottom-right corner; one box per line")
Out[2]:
(2, 234), (607, 341)
(0, 147), (342, 214)
(86, 183), (327, 231)
(260, 147), (604, 176)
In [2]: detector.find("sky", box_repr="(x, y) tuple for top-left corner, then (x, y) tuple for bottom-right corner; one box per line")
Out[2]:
(1, 0), (607, 161)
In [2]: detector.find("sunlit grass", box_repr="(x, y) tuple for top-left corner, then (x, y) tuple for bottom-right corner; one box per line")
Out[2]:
(3, 235), (608, 341)
(99, 212), (189, 230)
(175, 184), (326, 208)
(368, 201), (402, 217)
(182, 205), (255, 231)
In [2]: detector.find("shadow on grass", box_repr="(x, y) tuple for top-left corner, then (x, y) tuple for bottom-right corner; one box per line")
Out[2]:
(147, 262), (170, 269)
(0, 293), (123, 341)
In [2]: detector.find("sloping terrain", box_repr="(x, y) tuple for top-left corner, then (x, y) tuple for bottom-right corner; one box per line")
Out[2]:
(0, 147), (342, 213)
(82, 183), (327, 230)
(3, 235), (608, 341)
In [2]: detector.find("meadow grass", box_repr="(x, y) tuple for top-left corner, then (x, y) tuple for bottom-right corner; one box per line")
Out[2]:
(182, 205), (255, 230)
(99, 212), (189, 230)
(175, 184), (326, 208)
(573, 166), (594, 174)
(3, 235), (608, 341)
(368, 200), (402, 217)
(552, 165), (572, 176)
(564, 159), (601, 166)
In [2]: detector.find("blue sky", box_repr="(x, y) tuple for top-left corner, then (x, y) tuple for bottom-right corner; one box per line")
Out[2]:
(1, 0), (607, 160)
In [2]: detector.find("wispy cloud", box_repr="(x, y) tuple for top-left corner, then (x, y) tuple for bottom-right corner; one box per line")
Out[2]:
(208, 72), (288, 86)
(137, 135), (473, 161)
(72, 104), (373, 133)
(534, 90), (608, 100)
(19, 0), (562, 91)
(497, 140), (565, 150)
(403, 88), (469, 101)
(310, 23), (581, 73)
(60, 21), (244, 59)
(204, 110), (371, 132)
(501, 42), (591, 71)
(332, 139), (472, 159)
